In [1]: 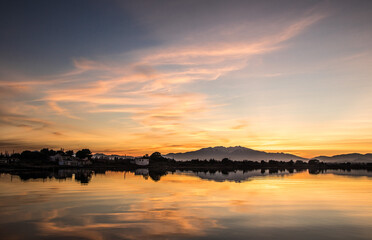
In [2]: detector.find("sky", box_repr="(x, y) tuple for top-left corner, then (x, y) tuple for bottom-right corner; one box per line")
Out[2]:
(1, 0), (372, 157)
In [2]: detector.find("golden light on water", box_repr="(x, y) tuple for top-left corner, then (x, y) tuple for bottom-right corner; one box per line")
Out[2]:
(1, 171), (371, 239)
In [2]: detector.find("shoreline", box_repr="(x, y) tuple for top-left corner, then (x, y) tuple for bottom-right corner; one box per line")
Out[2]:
(1, 161), (371, 172)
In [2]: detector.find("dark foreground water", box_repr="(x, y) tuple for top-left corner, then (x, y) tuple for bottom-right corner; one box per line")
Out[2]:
(0, 169), (371, 240)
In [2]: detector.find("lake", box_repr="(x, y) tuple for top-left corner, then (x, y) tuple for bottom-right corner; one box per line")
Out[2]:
(0, 169), (371, 239)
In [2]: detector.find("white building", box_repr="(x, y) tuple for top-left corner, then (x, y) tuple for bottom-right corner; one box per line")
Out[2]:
(51, 154), (91, 166)
(92, 153), (108, 160)
(58, 158), (91, 166)
(131, 158), (149, 166)
(92, 153), (134, 160)
(50, 154), (64, 162)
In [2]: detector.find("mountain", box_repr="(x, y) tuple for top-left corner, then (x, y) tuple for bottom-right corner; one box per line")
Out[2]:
(165, 146), (307, 161)
(314, 153), (372, 163)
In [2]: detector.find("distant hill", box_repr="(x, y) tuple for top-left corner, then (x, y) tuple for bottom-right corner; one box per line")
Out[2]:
(165, 146), (307, 161)
(314, 153), (372, 163)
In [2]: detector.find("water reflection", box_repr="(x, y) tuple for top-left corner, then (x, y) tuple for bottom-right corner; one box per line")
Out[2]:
(189, 169), (300, 182)
(2, 168), (372, 185)
(325, 169), (372, 178)
(0, 170), (371, 239)
(1, 169), (97, 184)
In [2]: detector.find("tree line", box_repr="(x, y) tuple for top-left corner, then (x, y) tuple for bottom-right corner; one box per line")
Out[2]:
(0, 148), (92, 163)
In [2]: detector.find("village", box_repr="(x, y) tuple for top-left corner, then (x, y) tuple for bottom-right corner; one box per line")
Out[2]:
(0, 148), (150, 167)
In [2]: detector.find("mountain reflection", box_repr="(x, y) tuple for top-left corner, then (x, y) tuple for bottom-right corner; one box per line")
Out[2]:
(191, 169), (298, 182)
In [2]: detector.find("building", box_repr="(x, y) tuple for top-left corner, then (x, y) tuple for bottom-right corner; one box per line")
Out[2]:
(51, 154), (92, 166)
(50, 153), (64, 162)
(58, 158), (92, 167)
(92, 153), (135, 161)
(131, 158), (149, 166)
(0, 158), (9, 164)
(92, 153), (107, 160)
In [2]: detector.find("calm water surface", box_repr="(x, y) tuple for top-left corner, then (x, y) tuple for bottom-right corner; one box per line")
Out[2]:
(0, 169), (371, 239)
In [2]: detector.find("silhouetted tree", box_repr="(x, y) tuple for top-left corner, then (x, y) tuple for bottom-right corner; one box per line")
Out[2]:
(65, 150), (74, 156)
(269, 160), (278, 165)
(56, 149), (65, 155)
(149, 152), (166, 162)
(40, 148), (56, 156)
(40, 148), (49, 155)
(21, 150), (48, 162)
(222, 158), (232, 164)
(76, 149), (92, 159)
(308, 159), (320, 165)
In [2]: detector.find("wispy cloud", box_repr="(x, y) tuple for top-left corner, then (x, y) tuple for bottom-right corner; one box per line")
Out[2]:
(48, 102), (81, 120)
(0, 9), (341, 155)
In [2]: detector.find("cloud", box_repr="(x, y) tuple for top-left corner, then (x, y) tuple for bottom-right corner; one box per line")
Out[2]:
(48, 101), (81, 120)
(41, 11), (325, 110)
(0, 139), (56, 151)
(0, 109), (51, 130)
(231, 121), (249, 130)
(0, 9), (331, 155)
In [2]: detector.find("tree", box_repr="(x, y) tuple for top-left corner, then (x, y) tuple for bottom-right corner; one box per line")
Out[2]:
(40, 148), (50, 155)
(40, 148), (56, 156)
(56, 149), (65, 155)
(308, 159), (320, 165)
(221, 158), (232, 164)
(150, 152), (161, 160)
(76, 149), (92, 159)
(295, 160), (304, 165)
(65, 150), (74, 156)
(21, 150), (48, 162)
(149, 152), (166, 162)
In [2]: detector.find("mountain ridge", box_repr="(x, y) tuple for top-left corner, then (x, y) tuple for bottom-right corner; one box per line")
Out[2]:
(165, 146), (372, 162)
(314, 153), (372, 163)
(165, 146), (307, 161)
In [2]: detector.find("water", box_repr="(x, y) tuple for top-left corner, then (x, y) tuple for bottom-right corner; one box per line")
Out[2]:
(0, 169), (371, 239)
